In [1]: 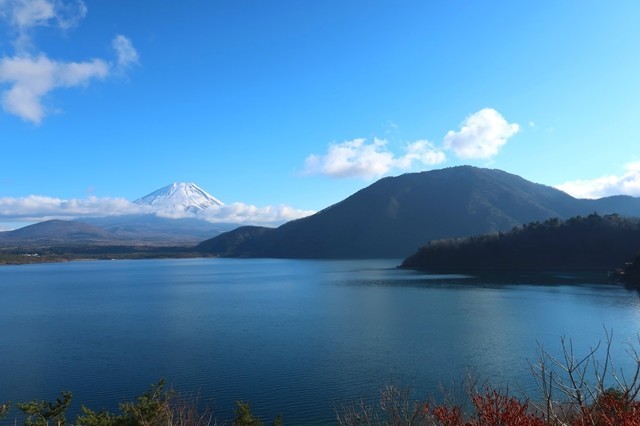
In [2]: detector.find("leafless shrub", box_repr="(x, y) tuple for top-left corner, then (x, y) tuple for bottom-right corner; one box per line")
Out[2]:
(164, 391), (216, 426)
(529, 328), (640, 424)
(336, 382), (433, 426)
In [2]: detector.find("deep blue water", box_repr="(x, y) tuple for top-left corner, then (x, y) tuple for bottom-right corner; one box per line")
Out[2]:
(1, 258), (640, 424)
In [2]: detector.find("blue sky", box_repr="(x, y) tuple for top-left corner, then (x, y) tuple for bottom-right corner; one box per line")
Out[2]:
(1, 1), (640, 229)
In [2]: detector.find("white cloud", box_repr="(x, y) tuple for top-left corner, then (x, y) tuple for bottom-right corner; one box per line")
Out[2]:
(1, 0), (87, 51)
(0, 195), (142, 221)
(0, 0), (138, 124)
(112, 35), (139, 71)
(555, 162), (640, 199)
(442, 108), (520, 159)
(395, 140), (447, 169)
(0, 54), (109, 123)
(304, 138), (393, 179)
(302, 108), (521, 179)
(0, 194), (314, 227)
(200, 203), (315, 226)
(303, 137), (446, 179)
(12, 0), (55, 28)
(148, 201), (315, 225)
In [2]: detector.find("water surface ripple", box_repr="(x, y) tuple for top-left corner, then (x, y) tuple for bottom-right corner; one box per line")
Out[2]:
(1, 258), (639, 424)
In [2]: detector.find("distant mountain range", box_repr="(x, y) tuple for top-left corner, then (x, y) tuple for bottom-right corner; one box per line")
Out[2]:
(3, 168), (640, 258)
(0, 216), (236, 248)
(0, 219), (117, 246)
(196, 166), (640, 259)
(0, 183), (234, 247)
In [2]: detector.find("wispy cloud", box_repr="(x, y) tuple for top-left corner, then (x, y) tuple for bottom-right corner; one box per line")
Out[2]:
(1, 0), (87, 51)
(303, 108), (518, 179)
(303, 137), (446, 179)
(112, 34), (139, 72)
(199, 203), (315, 226)
(0, 195), (142, 221)
(555, 162), (640, 199)
(140, 202), (314, 226)
(396, 140), (447, 169)
(0, 0), (138, 124)
(0, 195), (314, 227)
(442, 108), (520, 159)
(0, 54), (109, 123)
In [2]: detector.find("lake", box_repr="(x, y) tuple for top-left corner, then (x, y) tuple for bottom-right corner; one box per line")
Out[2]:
(1, 258), (640, 424)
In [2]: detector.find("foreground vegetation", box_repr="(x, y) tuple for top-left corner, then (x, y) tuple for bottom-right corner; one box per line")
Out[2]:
(3, 332), (640, 425)
(337, 331), (640, 425)
(0, 380), (281, 426)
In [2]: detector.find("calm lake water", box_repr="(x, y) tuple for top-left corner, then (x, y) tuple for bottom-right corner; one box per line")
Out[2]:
(1, 258), (640, 424)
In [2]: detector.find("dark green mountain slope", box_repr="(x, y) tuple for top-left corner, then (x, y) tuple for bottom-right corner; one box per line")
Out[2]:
(197, 225), (274, 257)
(585, 195), (640, 217)
(623, 253), (640, 286)
(401, 214), (640, 272)
(197, 166), (640, 259)
(0, 219), (117, 246)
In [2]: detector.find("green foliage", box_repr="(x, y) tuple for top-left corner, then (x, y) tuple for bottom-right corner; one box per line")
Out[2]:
(602, 386), (626, 401)
(233, 401), (263, 426)
(271, 414), (283, 426)
(76, 406), (126, 426)
(77, 379), (175, 426)
(119, 379), (170, 425)
(0, 402), (10, 419)
(76, 379), (216, 426)
(17, 391), (72, 426)
(232, 401), (282, 426)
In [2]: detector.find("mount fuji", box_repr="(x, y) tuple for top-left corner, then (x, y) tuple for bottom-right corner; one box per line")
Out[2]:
(69, 183), (234, 245)
(134, 182), (224, 214)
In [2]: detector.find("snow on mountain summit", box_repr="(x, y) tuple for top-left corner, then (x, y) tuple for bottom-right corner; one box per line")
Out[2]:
(134, 183), (224, 214)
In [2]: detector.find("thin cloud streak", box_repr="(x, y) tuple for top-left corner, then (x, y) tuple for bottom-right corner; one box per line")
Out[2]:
(112, 34), (139, 71)
(200, 203), (315, 226)
(555, 162), (640, 199)
(0, 195), (141, 221)
(1, 0), (88, 51)
(144, 202), (315, 225)
(0, 195), (315, 226)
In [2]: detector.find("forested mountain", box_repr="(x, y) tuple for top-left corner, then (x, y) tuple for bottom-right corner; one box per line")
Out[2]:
(400, 214), (640, 272)
(584, 195), (640, 217)
(197, 166), (640, 259)
(195, 226), (274, 257)
(623, 254), (640, 286)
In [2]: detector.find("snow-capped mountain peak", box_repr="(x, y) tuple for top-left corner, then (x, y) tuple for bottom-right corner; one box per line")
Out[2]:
(134, 183), (224, 213)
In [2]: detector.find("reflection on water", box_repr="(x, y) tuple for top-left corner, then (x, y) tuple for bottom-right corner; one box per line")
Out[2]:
(1, 258), (639, 425)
